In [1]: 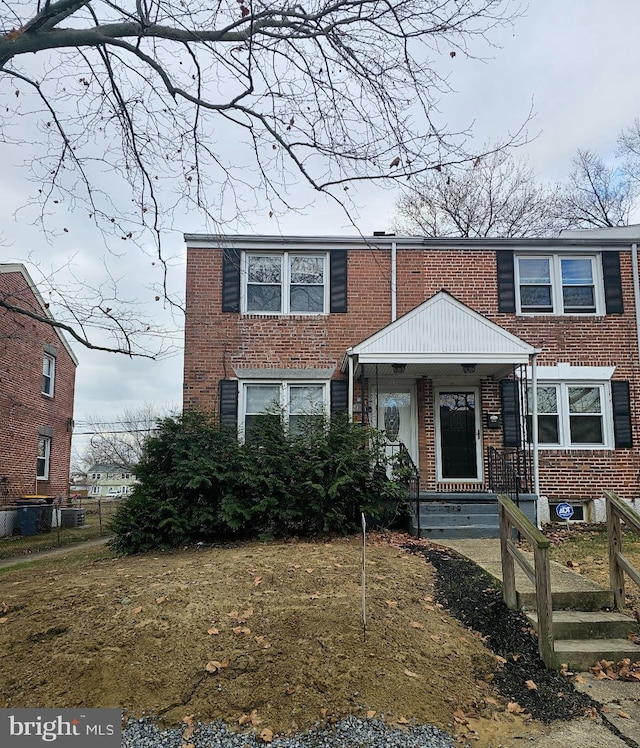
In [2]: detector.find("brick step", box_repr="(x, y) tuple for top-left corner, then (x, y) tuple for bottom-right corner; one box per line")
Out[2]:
(526, 610), (638, 640)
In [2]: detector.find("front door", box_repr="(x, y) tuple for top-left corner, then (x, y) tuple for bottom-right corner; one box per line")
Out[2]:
(436, 389), (481, 481)
(376, 387), (418, 467)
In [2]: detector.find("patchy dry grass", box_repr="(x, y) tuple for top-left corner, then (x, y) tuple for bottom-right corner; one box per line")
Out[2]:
(0, 534), (546, 746)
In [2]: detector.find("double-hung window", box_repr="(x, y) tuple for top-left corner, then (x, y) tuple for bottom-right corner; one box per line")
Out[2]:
(42, 353), (55, 396)
(242, 382), (328, 436)
(528, 383), (608, 448)
(516, 255), (600, 315)
(244, 253), (327, 314)
(37, 435), (51, 479)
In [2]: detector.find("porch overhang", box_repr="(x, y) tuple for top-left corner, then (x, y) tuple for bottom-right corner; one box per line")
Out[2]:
(341, 290), (540, 377)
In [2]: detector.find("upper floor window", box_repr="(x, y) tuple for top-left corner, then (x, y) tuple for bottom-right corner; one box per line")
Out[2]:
(515, 255), (602, 315)
(37, 435), (51, 479)
(42, 353), (56, 396)
(243, 253), (327, 314)
(91, 472), (101, 480)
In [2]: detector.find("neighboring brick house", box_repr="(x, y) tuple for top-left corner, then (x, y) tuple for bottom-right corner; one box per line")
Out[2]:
(0, 264), (77, 505)
(183, 227), (640, 534)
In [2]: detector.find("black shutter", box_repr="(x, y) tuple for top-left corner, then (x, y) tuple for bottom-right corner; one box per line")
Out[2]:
(611, 380), (633, 448)
(500, 379), (521, 448)
(222, 248), (241, 313)
(330, 249), (348, 313)
(330, 380), (349, 416)
(496, 250), (516, 313)
(219, 380), (239, 430)
(602, 251), (624, 314)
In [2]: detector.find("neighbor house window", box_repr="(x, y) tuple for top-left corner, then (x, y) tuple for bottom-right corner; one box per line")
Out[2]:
(243, 253), (327, 314)
(242, 382), (328, 436)
(516, 255), (601, 315)
(37, 435), (51, 479)
(528, 383), (608, 448)
(89, 486), (101, 495)
(42, 353), (55, 396)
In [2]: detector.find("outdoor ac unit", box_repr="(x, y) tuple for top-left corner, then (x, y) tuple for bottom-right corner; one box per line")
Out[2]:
(60, 508), (86, 528)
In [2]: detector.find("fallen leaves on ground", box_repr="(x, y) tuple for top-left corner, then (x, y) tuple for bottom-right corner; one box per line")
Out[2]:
(590, 658), (640, 681)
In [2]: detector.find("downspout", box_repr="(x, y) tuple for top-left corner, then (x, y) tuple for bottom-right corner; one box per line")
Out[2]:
(632, 244), (640, 357)
(531, 353), (541, 527)
(391, 241), (397, 322)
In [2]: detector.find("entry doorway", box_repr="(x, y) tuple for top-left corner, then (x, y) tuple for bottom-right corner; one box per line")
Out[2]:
(435, 388), (482, 482)
(375, 385), (418, 467)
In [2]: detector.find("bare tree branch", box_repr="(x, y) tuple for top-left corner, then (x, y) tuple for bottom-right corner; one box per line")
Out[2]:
(0, 1), (524, 355)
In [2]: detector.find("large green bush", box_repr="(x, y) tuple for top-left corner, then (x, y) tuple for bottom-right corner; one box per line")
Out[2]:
(109, 409), (412, 553)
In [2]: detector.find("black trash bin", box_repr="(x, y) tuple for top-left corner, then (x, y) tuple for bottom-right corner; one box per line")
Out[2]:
(16, 499), (46, 536)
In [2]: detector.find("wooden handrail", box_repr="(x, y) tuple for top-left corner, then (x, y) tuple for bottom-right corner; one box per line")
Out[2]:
(604, 490), (640, 610)
(497, 494), (557, 668)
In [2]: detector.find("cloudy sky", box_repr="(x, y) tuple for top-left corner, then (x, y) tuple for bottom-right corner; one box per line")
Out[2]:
(3, 1), (640, 454)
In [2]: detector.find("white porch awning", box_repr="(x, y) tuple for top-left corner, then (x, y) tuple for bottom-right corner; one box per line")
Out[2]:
(343, 290), (539, 377)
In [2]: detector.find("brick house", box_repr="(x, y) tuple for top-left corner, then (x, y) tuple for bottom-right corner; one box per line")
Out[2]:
(183, 227), (640, 536)
(0, 264), (78, 509)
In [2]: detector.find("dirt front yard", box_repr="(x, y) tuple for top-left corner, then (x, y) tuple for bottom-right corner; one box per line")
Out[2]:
(0, 534), (546, 746)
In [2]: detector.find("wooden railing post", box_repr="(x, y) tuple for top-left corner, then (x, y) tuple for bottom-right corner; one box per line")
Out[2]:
(499, 503), (517, 609)
(607, 496), (626, 610)
(533, 543), (555, 668)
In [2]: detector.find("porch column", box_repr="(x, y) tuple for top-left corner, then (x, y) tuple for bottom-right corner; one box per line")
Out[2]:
(348, 353), (354, 423)
(531, 353), (541, 526)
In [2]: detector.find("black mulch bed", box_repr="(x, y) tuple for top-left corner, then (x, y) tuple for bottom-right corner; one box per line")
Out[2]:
(405, 543), (596, 724)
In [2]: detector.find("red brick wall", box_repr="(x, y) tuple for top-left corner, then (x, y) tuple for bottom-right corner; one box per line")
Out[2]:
(0, 270), (76, 503)
(184, 243), (640, 501)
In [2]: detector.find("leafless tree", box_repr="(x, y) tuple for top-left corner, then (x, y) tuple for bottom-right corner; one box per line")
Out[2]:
(554, 148), (636, 229)
(392, 149), (563, 237)
(76, 402), (174, 471)
(0, 1), (524, 355)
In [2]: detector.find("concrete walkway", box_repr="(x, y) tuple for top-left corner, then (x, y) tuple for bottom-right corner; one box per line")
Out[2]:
(436, 538), (640, 748)
(0, 536), (110, 569)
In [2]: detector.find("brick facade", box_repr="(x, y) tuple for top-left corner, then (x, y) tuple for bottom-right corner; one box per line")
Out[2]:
(183, 234), (640, 506)
(0, 266), (77, 504)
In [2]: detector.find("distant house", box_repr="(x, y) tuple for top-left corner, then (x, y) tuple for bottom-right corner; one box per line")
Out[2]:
(86, 465), (137, 498)
(183, 227), (640, 536)
(0, 264), (77, 505)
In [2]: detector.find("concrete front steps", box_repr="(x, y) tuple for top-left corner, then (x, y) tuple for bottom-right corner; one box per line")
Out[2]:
(411, 492), (537, 539)
(438, 539), (640, 672)
(526, 609), (640, 671)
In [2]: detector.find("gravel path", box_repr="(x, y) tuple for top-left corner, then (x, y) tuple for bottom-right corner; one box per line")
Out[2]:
(122, 715), (458, 748)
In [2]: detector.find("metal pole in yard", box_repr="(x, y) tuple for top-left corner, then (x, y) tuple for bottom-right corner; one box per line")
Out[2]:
(361, 512), (367, 640)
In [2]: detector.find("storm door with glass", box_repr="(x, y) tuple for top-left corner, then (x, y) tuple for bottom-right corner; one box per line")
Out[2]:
(436, 390), (481, 481)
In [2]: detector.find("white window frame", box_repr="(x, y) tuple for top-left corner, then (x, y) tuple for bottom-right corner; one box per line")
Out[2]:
(529, 381), (612, 449)
(239, 380), (330, 438)
(89, 486), (101, 496)
(515, 254), (604, 316)
(37, 435), (51, 479)
(42, 353), (56, 396)
(241, 252), (329, 315)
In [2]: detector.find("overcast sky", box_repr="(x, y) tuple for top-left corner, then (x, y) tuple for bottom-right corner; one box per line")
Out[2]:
(3, 1), (640, 455)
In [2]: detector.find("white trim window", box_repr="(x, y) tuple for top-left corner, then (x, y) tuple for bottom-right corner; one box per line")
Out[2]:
(42, 353), (56, 396)
(242, 381), (329, 437)
(37, 435), (51, 479)
(243, 252), (328, 314)
(89, 486), (101, 496)
(528, 383), (610, 448)
(516, 254), (602, 315)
